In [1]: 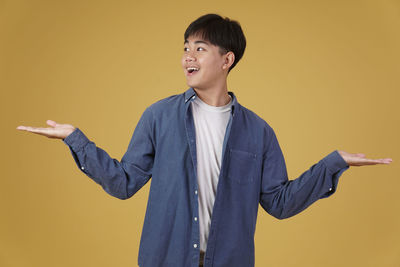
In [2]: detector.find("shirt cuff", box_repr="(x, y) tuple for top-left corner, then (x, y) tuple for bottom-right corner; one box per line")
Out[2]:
(63, 128), (90, 152)
(322, 150), (349, 173)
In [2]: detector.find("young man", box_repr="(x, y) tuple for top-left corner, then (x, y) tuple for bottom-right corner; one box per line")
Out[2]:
(17, 14), (392, 267)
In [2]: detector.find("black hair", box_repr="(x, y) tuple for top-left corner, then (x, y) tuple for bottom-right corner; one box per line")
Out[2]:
(184, 14), (246, 72)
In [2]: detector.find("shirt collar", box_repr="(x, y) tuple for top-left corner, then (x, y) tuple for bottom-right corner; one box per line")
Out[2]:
(184, 87), (238, 116)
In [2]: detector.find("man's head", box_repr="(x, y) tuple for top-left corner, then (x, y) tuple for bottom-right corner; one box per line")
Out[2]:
(184, 14), (246, 73)
(182, 14), (246, 90)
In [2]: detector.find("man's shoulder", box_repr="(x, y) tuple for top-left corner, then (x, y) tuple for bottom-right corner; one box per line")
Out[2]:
(146, 91), (184, 113)
(238, 103), (273, 131)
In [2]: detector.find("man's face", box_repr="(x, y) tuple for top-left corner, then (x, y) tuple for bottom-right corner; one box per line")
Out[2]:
(182, 35), (228, 90)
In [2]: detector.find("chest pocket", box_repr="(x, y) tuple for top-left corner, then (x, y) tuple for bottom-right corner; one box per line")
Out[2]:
(227, 148), (257, 185)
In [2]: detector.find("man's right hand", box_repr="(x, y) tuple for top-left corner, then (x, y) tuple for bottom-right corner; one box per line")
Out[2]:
(17, 120), (76, 140)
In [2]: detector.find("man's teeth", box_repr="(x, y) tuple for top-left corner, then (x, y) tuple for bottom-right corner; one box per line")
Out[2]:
(187, 67), (199, 73)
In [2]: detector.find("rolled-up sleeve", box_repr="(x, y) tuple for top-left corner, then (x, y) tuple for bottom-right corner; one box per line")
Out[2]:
(63, 107), (155, 200)
(259, 128), (349, 219)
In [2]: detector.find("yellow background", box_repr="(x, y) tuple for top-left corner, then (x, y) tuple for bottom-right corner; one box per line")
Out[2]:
(1, 0), (399, 266)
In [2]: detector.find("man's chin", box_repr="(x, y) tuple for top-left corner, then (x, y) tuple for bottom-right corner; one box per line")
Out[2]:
(187, 85), (206, 91)
(186, 82), (201, 89)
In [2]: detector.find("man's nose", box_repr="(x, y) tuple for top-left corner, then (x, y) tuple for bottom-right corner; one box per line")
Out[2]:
(185, 52), (196, 62)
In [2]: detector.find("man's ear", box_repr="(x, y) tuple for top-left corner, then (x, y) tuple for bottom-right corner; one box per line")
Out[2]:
(222, 51), (235, 71)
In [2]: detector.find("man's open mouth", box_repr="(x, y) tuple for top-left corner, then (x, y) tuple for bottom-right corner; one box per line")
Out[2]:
(187, 67), (199, 74)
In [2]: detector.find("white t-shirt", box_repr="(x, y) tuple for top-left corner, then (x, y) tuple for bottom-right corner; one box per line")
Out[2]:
(190, 94), (233, 251)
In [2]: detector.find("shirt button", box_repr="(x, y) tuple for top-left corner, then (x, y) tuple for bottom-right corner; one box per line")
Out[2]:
(329, 187), (332, 191)
(81, 166), (85, 170)
(195, 190), (198, 195)
(194, 217), (198, 221)
(193, 244), (198, 248)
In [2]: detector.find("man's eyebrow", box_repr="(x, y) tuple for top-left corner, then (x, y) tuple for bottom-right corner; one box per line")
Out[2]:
(183, 39), (210, 45)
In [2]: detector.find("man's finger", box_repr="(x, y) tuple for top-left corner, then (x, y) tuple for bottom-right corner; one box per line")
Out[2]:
(379, 158), (393, 164)
(352, 157), (393, 166)
(47, 120), (57, 127)
(17, 126), (50, 134)
(364, 158), (392, 164)
(17, 125), (38, 131)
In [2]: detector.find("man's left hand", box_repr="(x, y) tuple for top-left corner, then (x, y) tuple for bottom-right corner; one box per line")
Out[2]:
(337, 150), (392, 166)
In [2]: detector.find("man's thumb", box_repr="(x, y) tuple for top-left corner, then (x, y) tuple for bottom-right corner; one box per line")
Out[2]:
(46, 120), (57, 127)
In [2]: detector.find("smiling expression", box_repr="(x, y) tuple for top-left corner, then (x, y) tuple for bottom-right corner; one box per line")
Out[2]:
(182, 35), (232, 91)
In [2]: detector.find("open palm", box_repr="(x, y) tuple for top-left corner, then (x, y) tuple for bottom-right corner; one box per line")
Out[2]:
(337, 150), (392, 166)
(17, 120), (76, 139)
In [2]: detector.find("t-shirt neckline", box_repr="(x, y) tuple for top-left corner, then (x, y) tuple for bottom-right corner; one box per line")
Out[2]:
(193, 94), (232, 113)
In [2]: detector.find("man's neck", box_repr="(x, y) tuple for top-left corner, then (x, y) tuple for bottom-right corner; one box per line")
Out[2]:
(193, 85), (231, 107)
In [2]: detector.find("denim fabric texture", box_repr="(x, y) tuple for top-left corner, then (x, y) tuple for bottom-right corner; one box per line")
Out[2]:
(63, 87), (349, 267)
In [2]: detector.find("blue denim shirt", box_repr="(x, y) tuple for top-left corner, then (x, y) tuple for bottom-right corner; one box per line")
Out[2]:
(63, 87), (349, 267)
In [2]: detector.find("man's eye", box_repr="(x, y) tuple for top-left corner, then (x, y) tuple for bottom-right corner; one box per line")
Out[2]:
(197, 47), (205, 51)
(184, 47), (189, 52)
